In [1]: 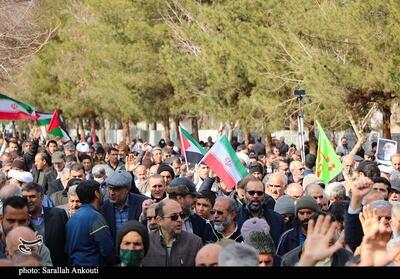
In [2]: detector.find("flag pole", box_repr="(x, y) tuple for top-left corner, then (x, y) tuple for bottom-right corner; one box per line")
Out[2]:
(178, 126), (190, 173)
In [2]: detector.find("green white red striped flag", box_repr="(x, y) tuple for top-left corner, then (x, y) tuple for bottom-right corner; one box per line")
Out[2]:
(47, 110), (71, 142)
(0, 93), (37, 121)
(179, 126), (206, 164)
(200, 135), (248, 190)
(35, 112), (53, 126)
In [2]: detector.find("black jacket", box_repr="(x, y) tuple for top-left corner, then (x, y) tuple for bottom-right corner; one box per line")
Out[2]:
(43, 207), (69, 266)
(101, 193), (149, 240)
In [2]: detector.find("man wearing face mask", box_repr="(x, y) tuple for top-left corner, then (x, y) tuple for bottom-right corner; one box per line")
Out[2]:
(116, 220), (149, 266)
(276, 196), (321, 257)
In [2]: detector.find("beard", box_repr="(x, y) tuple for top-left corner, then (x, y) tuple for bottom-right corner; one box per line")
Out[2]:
(182, 206), (193, 218)
(300, 219), (309, 230)
(214, 215), (232, 233)
(247, 201), (262, 212)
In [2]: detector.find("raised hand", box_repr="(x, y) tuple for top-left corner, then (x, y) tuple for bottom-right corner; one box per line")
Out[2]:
(32, 125), (41, 140)
(350, 177), (373, 210)
(298, 215), (343, 266)
(125, 154), (139, 172)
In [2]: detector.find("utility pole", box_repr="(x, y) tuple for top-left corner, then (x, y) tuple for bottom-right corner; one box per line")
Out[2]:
(295, 89), (306, 163)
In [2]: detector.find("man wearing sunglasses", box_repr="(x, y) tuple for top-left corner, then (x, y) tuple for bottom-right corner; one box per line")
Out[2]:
(167, 177), (211, 243)
(141, 199), (203, 266)
(237, 176), (285, 246)
(207, 196), (242, 243)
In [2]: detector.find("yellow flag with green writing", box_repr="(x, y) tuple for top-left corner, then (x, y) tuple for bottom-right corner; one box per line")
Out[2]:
(316, 121), (343, 185)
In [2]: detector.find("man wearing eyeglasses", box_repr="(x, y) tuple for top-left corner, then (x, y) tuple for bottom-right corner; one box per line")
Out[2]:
(207, 196), (242, 243)
(167, 177), (211, 243)
(141, 199), (203, 266)
(101, 170), (149, 241)
(236, 176), (286, 246)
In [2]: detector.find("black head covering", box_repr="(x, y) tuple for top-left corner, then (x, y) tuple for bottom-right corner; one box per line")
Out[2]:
(116, 220), (149, 256)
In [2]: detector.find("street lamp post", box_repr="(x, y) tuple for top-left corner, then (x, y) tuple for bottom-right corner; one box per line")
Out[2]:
(295, 89), (306, 163)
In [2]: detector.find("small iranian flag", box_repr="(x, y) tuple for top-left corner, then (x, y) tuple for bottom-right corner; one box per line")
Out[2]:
(47, 110), (71, 142)
(35, 112), (53, 126)
(0, 93), (37, 121)
(179, 126), (206, 164)
(200, 135), (247, 190)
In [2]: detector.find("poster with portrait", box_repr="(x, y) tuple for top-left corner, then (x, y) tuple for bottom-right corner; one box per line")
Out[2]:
(376, 138), (398, 165)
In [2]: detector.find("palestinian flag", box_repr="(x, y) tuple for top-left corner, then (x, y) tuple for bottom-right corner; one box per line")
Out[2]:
(179, 126), (206, 164)
(35, 112), (53, 126)
(0, 93), (37, 120)
(200, 135), (248, 190)
(47, 110), (71, 142)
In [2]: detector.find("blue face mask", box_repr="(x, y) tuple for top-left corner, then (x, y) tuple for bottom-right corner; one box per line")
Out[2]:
(119, 249), (144, 266)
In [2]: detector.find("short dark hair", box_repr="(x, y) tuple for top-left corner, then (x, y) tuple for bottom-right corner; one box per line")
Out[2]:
(46, 140), (57, 147)
(107, 147), (118, 155)
(70, 162), (84, 172)
(372, 177), (391, 193)
(362, 164), (380, 179)
(2, 196), (28, 215)
(21, 182), (44, 196)
(76, 180), (100, 204)
(197, 190), (216, 206)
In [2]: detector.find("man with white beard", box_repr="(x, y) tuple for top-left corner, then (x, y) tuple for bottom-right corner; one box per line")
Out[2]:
(207, 196), (242, 243)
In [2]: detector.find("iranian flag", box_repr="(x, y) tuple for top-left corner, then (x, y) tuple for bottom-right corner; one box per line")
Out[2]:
(35, 112), (53, 126)
(0, 93), (37, 120)
(47, 110), (71, 142)
(201, 135), (248, 190)
(179, 126), (206, 164)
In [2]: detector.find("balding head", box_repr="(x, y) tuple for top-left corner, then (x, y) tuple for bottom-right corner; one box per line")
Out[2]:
(285, 183), (304, 202)
(0, 184), (21, 201)
(195, 244), (223, 267)
(5, 226), (39, 258)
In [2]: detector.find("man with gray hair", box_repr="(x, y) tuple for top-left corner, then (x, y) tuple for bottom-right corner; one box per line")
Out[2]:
(305, 184), (325, 210)
(206, 196), (242, 243)
(325, 182), (346, 207)
(218, 243), (259, 266)
(57, 185), (81, 218)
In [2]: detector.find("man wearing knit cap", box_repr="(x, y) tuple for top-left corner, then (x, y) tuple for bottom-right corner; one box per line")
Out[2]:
(276, 195), (321, 256)
(101, 170), (149, 241)
(274, 195), (295, 230)
(249, 163), (264, 181)
(244, 230), (279, 267)
(157, 164), (175, 187)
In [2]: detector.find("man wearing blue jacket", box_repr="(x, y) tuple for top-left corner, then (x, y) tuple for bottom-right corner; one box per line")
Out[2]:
(65, 180), (115, 266)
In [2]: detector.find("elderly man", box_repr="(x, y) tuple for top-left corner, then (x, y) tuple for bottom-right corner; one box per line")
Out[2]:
(167, 177), (210, 243)
(285, 183), (304, 202)
(147, 174), (167, 202)
(265, 173), (286, 201)
(305, 183), (326, 210)
(195, 244), (223, 267)
(207, 196), (242, 243)
(57, 185), (81, 218)
(101, 170), (149, 240)
(141, 199), (203, 266)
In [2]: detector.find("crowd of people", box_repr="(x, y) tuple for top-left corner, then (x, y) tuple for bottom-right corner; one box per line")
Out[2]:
(0, 128), (399, 267)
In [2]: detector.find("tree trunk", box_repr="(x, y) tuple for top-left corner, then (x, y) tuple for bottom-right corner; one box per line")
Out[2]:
(88, 114), (96, 144)
(191, 117), (199, 141)
(174, 117), (180, 144)
(308, 122), (317, 155)
(243, 128), (251, 146)
(264, 130), (273, 154)
(122, 118), (131, 145)
(382, 106), (392, 139)
(162, 114), (170, 142)
(78, 118), (85, 142)
(99, 118), (106, 144)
